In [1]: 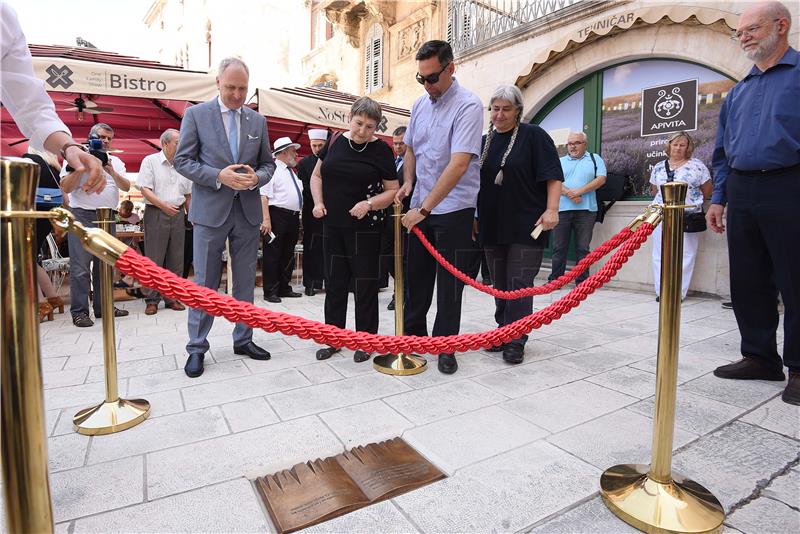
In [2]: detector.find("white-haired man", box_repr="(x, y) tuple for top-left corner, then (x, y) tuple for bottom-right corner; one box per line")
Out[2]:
(138, 128), (192, 315)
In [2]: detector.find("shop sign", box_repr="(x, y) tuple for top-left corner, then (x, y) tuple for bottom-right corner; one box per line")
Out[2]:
(641, 79), (698, 137)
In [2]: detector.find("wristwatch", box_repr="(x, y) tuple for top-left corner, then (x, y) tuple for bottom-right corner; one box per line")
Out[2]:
(366, 198), (373, 210)
(418, 206), (431, 217)
(59, 142), (87, 159)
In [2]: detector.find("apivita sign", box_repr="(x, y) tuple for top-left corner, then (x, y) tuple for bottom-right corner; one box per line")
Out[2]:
(640, 79), (698, 137)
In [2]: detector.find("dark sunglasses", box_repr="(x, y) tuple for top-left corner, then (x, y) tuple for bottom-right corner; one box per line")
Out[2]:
(415, 62), (450, 85)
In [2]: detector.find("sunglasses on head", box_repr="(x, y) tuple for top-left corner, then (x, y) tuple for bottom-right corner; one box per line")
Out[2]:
(415, 62), (450, 85)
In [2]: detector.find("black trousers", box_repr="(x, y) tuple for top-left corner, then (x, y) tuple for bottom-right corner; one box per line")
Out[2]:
(405, 208), (475, 342)
(262, 206), (300, 297)
(301, 211), (325, 289)
(727, 169), (800, 370)
(484, 244), (544, 347)
(323, 223), (381, 335)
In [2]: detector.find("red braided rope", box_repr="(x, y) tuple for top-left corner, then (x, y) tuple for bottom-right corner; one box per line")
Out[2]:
(114, 223), (653, 354)
(410, 225), (634, 299)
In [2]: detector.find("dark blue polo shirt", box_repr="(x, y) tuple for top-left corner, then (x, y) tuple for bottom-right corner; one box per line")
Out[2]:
(711, 47), (800, 205)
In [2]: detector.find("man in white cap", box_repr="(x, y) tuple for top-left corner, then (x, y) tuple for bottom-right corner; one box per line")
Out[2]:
(260, 137), (304, 303)
(296, 128), (328, 296)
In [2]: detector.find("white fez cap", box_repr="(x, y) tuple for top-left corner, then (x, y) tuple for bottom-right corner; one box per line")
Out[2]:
(308, 128), (328, 141)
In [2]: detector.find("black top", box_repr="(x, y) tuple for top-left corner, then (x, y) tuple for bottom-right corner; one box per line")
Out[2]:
(296, 153), (318, 219)
(477, 123), (563, 247)
(319, 134), (396, 229)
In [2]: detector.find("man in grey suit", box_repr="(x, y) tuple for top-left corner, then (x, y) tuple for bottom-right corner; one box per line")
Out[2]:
(174, 57), (276, 378)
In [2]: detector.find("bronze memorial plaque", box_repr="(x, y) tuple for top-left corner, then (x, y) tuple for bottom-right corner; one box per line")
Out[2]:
(255, 437), (445, 533)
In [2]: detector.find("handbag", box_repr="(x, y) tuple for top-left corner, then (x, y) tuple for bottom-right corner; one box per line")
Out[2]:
(35, 187), (63, 208)
(664, 160), (706, 233)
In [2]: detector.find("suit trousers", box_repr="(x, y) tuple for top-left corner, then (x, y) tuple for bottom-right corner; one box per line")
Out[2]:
(262, 206), (300, 297)
(323, 223), (381, 335)
(405, 208), (475, 341)
(143, 205), (185, 304)
(549, 209), (596, 283)
(727, 170), (800, 370)
(187, 198), (259, 354)
(67, 207), (115, 317)
(484, 244), (544, 346)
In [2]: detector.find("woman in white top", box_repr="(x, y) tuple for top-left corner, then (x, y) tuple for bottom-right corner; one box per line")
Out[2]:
(650, 131), (713, 301)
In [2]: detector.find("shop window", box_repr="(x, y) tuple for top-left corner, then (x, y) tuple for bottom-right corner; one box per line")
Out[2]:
(364, 24), (383, 94)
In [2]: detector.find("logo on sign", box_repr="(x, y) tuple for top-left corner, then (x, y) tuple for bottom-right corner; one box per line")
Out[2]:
(641, 79), (698, 137)
(45, 64), (74, 89)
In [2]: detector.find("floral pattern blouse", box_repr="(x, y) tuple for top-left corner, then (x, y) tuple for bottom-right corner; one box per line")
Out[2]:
(649, 158), (711, 213)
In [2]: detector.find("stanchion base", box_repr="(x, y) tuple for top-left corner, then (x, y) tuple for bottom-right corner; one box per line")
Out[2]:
(373, 353), (427, 376)
(600, 464), (724, 534)
(73, 398), (151, 435)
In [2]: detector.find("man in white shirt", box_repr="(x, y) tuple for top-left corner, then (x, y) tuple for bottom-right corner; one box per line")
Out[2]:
(137, 128), (192, 315)
(0, 2), (103, 190)
(260, 137), (303, 303)
(60, 123), (131, 327)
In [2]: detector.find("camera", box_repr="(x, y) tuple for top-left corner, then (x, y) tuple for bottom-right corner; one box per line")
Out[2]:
(65, 135), (109, 172)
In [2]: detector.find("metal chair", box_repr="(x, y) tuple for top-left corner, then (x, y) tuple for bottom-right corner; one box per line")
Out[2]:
(41, 233), (69, 295)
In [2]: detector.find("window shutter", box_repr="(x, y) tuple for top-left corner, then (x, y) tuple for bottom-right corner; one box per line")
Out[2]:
(365, 24), (383, 93)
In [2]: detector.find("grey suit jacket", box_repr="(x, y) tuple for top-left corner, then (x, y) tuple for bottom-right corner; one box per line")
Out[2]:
(174, 98), (275, 227)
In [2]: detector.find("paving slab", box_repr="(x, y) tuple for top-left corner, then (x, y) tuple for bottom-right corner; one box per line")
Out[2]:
(763, 468), (800, 509)
(403, 405), (548, 474)
(630, 350), (732, 384)
(300, 501), (419, 534)
(73, 478), (268, 533)
(87, 406), (230, 464)
(527, 496), (640, 533)
(48, 433), (89, 472)
(85, 355), (177, 383)
(628, 390), (747, 435)
(49, 456), (144, 522)
(680, 374), (786, 409)
(146, 415), (343, 499)
(672, 421), (800, 510)
(181, 368), (310, 410)
(552, 347), (648, 375)
(502, 380), (638, 433)
(126, 359), (251, 395)
(547, 409), (697, 470)
(394, 441), (600, 533)
(585, 365), (658, 399)
(64, 344), (166, 368)
(384, 379), (506, 425)
(221, 396), (281, 432)
(473, 359), (588, 398)
(394, 352), (509, 389)
(318, 399), (413, 448)
(45, 380), (125, 410)
(726, 496), (800, 534)
(741, 397), (800, 439)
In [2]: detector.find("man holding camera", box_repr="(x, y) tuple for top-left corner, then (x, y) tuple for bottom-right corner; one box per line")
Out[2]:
(60, 122), (131, 327)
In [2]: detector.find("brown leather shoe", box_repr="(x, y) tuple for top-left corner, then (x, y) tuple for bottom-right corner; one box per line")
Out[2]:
(145, 303), (158, 315)
(782, 370), (800, 405)
(165, 301), (186, 311)
(713, 357), (785, 381)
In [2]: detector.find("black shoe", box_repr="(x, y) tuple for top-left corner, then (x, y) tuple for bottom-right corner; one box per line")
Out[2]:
(279, 290), (302, 298)
(264, 294), (281, 303)
(782, 371), (800, 405)
(233, 341), (271, 360)
(721, 301), (733, 310)
(655, 296), (660, 302)
(72, 313), (94, 328)
(713, 358), (785, 381)
(485, 344), (505, 353)
(387, 295), (395, 311)
(353, 350), (371, 363)
(438, 353), (458, 374)
(316, 347), (341, 360)
(95, 307), (130, 319)
(113, 280), (130, 289)
(304, 287), (316, 296)
(502, 343), (525, 364)
(184, 353), (205, 377)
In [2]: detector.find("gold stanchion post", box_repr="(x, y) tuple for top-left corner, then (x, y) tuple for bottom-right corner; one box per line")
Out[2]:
(600, 182), (724, 533)
(1, 157), (55, 533)
(373, 203), (427, 375)
(73, 208), (150, 435)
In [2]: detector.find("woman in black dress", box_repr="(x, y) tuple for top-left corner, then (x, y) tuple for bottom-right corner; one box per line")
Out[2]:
(477, 85), (563, 364)
(311, 97), (399, 362)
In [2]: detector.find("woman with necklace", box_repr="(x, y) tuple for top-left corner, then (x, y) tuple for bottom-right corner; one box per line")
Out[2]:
(477, 85), (563, 364)
(310, 97), (398, 363)
(649, 130), (712, 301)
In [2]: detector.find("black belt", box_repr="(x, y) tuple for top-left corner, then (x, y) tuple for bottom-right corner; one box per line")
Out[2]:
(270, 205), (300, 216)
(731, 163), (800, 176)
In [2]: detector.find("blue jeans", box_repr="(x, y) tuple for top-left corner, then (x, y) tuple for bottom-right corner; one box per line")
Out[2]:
(548, 210), (596, 283)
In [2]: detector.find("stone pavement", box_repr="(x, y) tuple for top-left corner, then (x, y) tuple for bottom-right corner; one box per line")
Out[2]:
(6, 284), (799, 533)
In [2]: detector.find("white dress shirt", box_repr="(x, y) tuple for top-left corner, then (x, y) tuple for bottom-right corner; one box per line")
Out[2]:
(62, 154), (126, 209)
(137, 151), (192, 206)
(0, 3), (70, 150)
(218, 95), (242, 148)
(259, 160), (303, 212)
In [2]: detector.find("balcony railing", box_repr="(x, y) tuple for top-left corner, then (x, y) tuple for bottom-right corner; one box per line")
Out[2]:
(447, 0), (592, 56)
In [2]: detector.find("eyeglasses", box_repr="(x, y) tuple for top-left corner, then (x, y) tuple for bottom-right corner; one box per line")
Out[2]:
(415, 62), (450, 85)
(731, 18), (780, 41)
(567, 141), (586, 147)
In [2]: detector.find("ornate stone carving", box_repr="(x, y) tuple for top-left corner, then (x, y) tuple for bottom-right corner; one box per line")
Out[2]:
(398, 19), (426, 60)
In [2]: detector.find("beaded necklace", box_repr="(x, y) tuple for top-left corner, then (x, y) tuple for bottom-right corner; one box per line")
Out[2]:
(479, 122), (519, 185)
